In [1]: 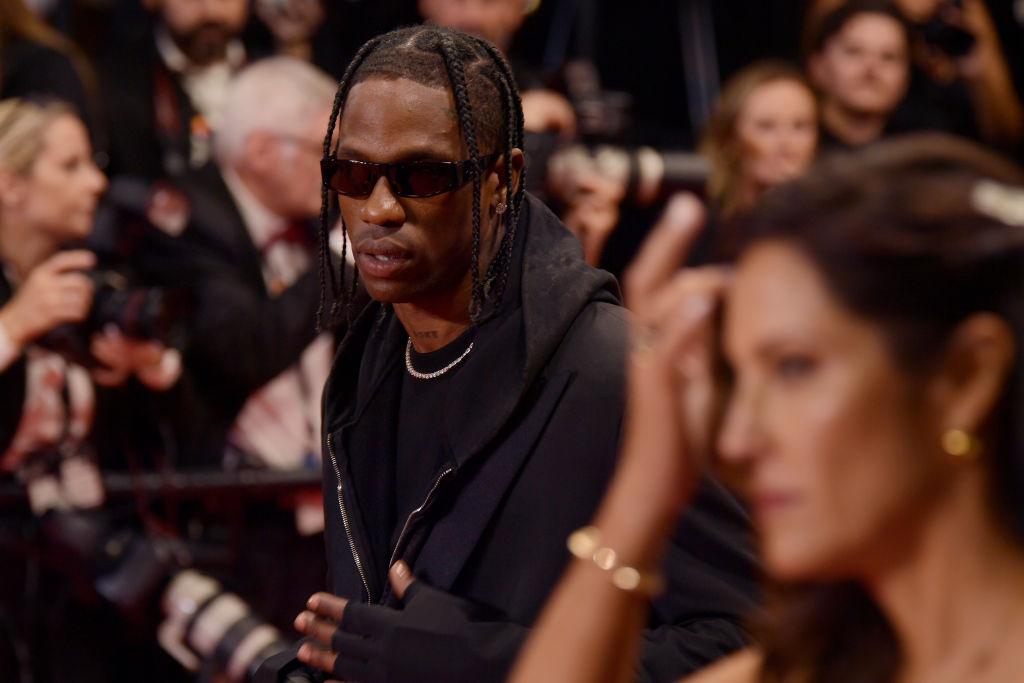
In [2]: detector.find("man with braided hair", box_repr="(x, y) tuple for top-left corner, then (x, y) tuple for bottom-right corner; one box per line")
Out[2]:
(265, 25), (756, 683)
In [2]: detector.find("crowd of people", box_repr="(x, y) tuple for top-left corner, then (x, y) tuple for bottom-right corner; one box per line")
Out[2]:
(1, 0), (1023, 682)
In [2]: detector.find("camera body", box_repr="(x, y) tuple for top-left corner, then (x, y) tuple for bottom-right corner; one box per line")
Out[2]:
(35, 267), (190, 368)
(920, 0), (976, 57)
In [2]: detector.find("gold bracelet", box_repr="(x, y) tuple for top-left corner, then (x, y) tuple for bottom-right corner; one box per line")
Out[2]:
(567, 526), (665, 598)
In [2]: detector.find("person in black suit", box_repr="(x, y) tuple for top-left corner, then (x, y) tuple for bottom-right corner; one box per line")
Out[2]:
(141, 55), (337, 471)
(0, 97), (184, 683)
(98, 0), (249, 180)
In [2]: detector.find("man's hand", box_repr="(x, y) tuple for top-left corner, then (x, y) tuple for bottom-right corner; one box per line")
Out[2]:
(295, 561), (417, 680)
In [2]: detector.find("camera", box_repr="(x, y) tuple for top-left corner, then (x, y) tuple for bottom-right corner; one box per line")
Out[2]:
(536, 59), (709, 208)
(19, 508), (300, 683)
(919, 0), (976, 58)
(35, 267), (190, 368)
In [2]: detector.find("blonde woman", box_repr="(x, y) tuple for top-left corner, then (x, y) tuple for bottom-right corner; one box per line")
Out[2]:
(0, 98), (178, 496)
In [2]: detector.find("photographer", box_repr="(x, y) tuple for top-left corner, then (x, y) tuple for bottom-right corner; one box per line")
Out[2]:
(0, 96), (184, 682)
(805, 0), (1023, 151)
(0, 98), (179, 475)
(806, 0), (914, 149)
(896, 0), (1023, 150)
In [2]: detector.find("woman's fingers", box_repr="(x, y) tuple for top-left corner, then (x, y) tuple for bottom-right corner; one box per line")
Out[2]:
(623, 194), (705, 310)
(633, 266), (731, 330)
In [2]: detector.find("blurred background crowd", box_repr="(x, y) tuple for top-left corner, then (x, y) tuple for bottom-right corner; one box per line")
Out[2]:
(1, 0), (1022, 681)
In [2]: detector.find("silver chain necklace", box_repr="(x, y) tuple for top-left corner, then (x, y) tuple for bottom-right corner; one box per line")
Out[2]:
(405, 337), (474, 380)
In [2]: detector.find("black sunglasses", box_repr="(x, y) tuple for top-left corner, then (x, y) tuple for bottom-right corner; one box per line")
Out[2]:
(321, 153), (500, 198)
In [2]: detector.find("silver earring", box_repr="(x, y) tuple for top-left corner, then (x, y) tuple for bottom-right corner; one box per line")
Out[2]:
(495, 202), (507, 215)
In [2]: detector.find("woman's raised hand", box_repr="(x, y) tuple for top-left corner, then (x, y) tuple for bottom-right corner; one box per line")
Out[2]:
(618, 193), (731, 522)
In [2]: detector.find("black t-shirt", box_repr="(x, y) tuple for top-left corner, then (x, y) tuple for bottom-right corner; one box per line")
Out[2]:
(393, 327), (477, 541)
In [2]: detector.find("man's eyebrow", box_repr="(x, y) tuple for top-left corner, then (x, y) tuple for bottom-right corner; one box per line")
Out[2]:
(333, 145), (462, 162)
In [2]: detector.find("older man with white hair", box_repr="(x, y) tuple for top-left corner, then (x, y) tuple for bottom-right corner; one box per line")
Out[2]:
(149, 56), (338, 472)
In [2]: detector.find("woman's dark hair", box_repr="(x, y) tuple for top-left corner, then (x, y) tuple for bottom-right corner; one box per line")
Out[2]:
(734, 133), (1024, 682)
(316, 25), (526, 329)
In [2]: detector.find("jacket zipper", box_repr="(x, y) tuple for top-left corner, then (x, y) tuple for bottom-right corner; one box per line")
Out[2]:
(387, 466), (456, 571)
(326, 432), (373, 603)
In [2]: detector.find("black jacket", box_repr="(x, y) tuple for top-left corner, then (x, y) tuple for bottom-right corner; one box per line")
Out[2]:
(314, 195), (758, 682)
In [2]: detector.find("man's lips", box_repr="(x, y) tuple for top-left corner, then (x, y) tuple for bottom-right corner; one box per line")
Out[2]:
(355, 243), (413, 278)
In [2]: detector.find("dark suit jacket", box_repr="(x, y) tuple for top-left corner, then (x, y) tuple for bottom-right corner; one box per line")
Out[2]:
(144, 166), (322, 466)
(98, 32), (197, 180)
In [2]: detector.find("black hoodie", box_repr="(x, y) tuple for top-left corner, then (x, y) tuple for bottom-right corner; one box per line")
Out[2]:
(309, 194), (757, 682)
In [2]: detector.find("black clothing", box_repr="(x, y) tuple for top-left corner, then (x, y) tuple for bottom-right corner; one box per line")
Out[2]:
(0, 273), (25, 455)
(394, 328), (476, 542)
(303, 194), (758, 682)
(0, 39), (93, 133)
(92, 169), (322, 466)
(98, 34), (202, 180)
(168, 168), (321, 465)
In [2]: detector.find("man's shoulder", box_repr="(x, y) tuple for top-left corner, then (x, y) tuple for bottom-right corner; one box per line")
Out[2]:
(547, 299), (629, 379)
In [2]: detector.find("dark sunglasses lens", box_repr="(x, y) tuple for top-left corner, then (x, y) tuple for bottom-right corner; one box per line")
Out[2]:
(394, 162), (459, 197)
(328, 160), (378, 196)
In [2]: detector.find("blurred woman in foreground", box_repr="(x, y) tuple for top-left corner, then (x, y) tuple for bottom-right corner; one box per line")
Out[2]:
(510, 134), (1024, 683)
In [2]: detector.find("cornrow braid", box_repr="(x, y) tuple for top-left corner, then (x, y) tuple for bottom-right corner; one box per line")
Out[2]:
(315, 35), (384, 331)
(438, 36), (486, 319)
(472, 37), (526, 308)
(317, 25), (529, 328)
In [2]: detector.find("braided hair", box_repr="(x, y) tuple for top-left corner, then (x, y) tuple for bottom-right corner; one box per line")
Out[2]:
(316, 26), (526, 331)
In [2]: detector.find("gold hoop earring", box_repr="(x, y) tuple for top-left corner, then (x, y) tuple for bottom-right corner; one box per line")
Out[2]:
(942, 428), (981, 460)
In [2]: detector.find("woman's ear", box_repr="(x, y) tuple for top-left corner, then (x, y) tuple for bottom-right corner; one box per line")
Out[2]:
(0, 169), (28, 210)
(928, 313), (1016, 438)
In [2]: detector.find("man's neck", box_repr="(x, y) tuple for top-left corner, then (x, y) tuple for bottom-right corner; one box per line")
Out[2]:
(394, 303), (471, 353)
(394, 280), (475, 353)
(822, 100), (888, 147)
